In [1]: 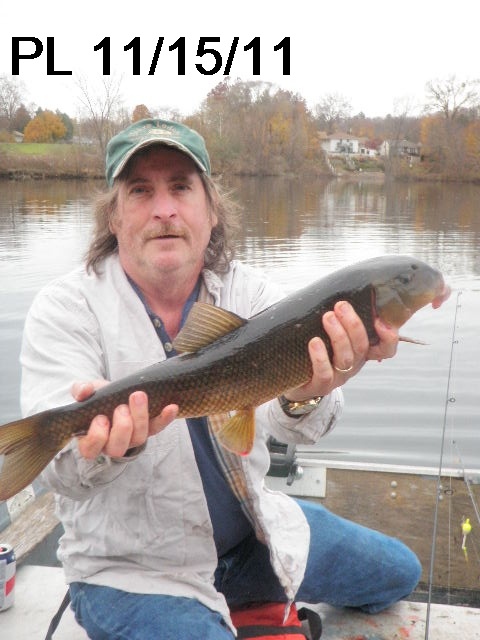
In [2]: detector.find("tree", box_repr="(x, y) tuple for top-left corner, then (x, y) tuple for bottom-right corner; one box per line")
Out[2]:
(56, 110), (74, 140)
(23, 110), (67, 142)
(420, 78), (480, 177)
(0, 75), (26, 130)
(464, 120), (480, 172)
(313, 93), (352, 133)
(420, 114), (467, 177)
(11, 104), (31, 133)
(132, 104), (152, 122)
(188, 79), (322, 175)
(151, 106), (182, 121)
(424, 75), (480, 121)
(76, 74), (125, 156)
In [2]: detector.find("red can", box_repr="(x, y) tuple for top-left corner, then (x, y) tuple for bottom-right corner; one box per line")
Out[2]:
(0, 544), (16, 611)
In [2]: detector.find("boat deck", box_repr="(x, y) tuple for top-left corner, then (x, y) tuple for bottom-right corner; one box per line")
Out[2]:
(2, 565), (479, 639)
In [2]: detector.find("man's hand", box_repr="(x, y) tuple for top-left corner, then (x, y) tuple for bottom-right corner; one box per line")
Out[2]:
(283, 300), (399, 402)
(71, 380), (179, 459)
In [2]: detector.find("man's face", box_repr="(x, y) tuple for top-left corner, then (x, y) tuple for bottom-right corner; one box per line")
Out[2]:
(111, 147), (217, 285)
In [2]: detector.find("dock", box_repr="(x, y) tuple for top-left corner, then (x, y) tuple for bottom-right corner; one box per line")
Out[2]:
(1, 460), (480, 638)
(1, 565), (479, 639)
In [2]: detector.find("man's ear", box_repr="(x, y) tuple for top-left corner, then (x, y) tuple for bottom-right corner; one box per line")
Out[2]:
(108, 211), (118, 235)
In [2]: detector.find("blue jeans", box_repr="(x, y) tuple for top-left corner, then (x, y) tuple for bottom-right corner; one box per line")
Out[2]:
(69, 500), (421, 639)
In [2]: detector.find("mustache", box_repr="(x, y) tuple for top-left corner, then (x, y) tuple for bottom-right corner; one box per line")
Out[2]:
(142, 224), (187, 241)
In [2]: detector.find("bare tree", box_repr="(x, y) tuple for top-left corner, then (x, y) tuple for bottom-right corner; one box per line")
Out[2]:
(424, 75), (480, 120)
(150, 106), (182, 122)
(76, 74), (125, 156)
(384, 97), (417, 143)
(314, 93), (352, 133)
(0, 75), (26, 129)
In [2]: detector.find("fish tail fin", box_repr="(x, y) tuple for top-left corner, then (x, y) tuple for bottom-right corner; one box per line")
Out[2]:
(214, 408), (256, 456)
(0, 415), (57, 501)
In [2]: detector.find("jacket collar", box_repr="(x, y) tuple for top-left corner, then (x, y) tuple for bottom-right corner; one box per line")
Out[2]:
(201, 268), (224, 305)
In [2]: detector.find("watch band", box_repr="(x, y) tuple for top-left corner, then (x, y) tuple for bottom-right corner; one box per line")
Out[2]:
(278, 394), (324, 418)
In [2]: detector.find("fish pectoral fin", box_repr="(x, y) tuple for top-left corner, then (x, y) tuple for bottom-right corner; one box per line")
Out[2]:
(0, 415), (59, 501)
(215, 408), (255, 457)
(172, 302), (247, 353)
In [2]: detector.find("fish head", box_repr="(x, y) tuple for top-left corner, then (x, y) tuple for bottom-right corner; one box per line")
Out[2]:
(372, 256), (450, 329)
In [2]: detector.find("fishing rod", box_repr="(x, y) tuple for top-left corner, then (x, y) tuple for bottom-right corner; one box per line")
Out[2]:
(424, 290), (462, 640)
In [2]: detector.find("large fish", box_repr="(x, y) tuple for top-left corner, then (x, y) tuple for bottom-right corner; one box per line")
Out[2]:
(0, 255), (450, 501)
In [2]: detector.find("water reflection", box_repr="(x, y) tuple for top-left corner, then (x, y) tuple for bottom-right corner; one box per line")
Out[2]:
(0, 180), (97, 293)
(227, 177), (480, 290)
(0, 177), (479, 467)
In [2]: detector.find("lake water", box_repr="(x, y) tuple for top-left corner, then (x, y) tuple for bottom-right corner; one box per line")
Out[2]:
(0, 176), (479, 469)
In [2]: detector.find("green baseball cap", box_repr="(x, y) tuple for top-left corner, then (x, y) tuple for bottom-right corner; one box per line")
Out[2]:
(105, 118), (211, 186)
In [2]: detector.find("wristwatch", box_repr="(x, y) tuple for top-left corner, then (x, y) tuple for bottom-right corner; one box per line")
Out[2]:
(278, 394), (324, 418)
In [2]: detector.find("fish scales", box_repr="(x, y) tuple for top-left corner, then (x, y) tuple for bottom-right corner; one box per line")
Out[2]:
(0, 255), (450, 501)
(5, 285), (355, 454)
(70, 284), (373, 422)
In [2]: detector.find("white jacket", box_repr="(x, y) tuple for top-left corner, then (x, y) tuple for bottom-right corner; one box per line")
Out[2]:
(20, 255), (343, 629)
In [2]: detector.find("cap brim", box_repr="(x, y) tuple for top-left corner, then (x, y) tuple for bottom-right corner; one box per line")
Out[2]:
(112, 137), (208, 181)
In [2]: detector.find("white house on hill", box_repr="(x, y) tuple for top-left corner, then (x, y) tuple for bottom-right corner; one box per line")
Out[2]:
(320, 132), (362, 155)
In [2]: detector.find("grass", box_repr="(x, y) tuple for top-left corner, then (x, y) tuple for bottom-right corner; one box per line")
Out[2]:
(355, 156), (385, 172)
(0, 142), (103, 179)
(0, 142), (86, 156)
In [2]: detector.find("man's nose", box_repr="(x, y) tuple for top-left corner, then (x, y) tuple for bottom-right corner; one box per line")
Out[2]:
(152, 190), (177, 218)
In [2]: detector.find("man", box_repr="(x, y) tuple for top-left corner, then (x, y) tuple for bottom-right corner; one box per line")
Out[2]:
(21, 119), (421, 639)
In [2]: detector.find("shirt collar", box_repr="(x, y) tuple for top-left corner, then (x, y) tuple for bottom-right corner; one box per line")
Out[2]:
(125, 273), (201, 354)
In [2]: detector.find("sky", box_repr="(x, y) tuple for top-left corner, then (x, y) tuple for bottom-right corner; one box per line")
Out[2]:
(1, 0), (478, 120)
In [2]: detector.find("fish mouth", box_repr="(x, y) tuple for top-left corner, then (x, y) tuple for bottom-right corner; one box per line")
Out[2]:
(431, 283), (451, 309)
(373, 271), (451, 330)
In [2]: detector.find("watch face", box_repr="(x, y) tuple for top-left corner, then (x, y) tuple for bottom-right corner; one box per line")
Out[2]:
(280, 396), (322, 417)
(290, 402), (317, 415)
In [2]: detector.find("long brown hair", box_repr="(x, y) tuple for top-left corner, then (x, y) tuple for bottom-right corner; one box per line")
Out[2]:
(85, 168), (240, 275)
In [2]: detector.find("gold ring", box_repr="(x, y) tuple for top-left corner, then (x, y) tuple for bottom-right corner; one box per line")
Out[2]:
(334, 364), (354, 373)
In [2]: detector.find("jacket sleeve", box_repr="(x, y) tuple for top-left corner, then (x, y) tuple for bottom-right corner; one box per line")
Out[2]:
(20, 278), (139, 499)
(21, 279), (105, 414)
(256, 387), (344, 445)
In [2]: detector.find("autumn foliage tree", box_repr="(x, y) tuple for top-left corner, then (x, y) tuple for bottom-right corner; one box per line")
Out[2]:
(23, 110), (67, 142)
(420, 76), (480, 177)
(464, 120), (480, 172)
(132, 104), (152, 122)
(186, 79), (325, 175)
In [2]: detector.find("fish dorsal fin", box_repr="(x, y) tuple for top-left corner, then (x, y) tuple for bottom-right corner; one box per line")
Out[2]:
(172, 302), (247, 353)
